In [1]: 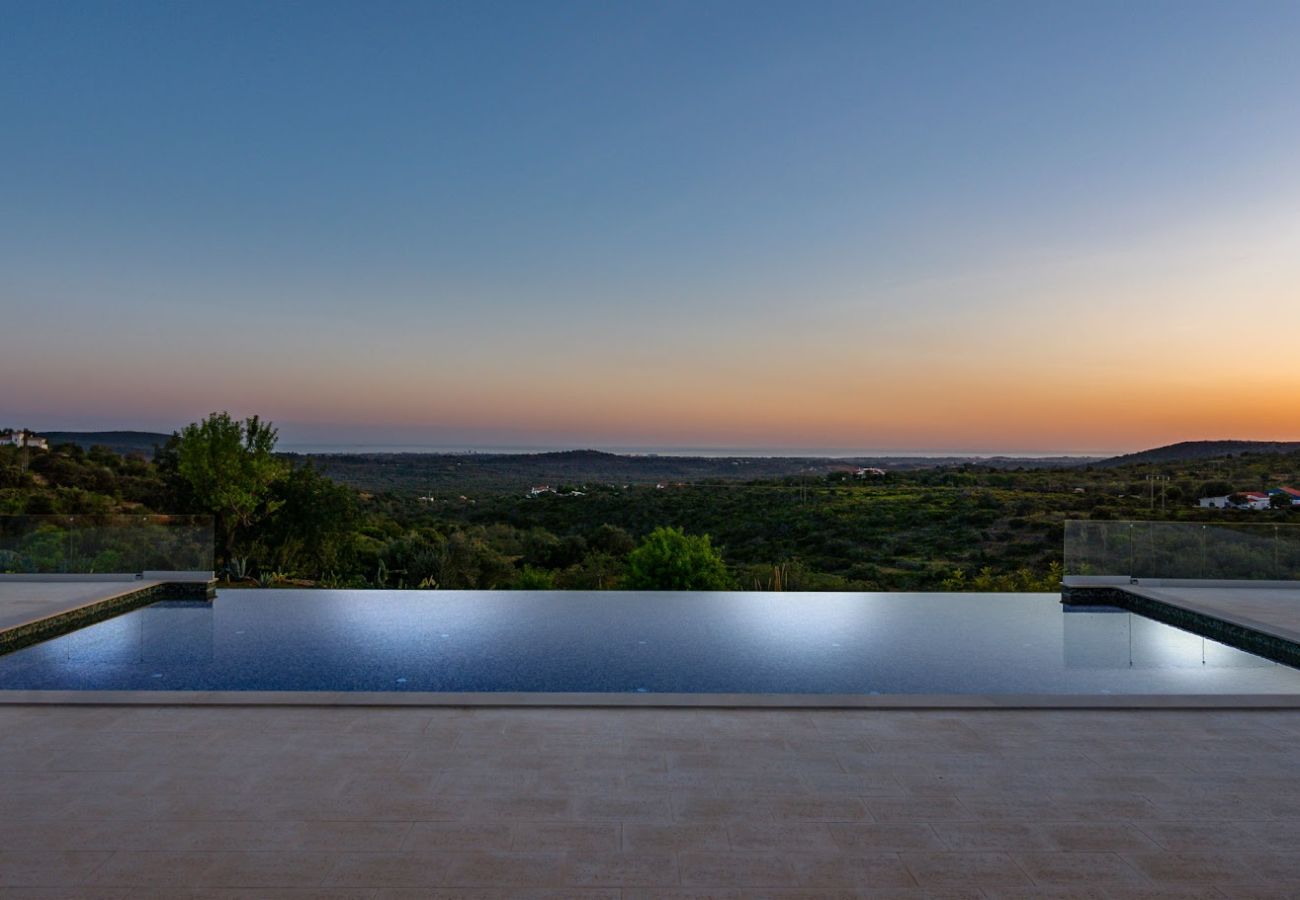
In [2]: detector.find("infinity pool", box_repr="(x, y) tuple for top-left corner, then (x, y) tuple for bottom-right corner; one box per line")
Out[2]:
(1, 590), (1298, 694)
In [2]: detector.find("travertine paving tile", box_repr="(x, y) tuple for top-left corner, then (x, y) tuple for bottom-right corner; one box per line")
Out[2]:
(565, 852), (679, 886)
(91, 851), (333, 888)
(1135, 821), (1272, 852)
(571, 794), (672, 821)
(931, 822), (1057, 851)
(0, 851), (112, 887)
(900, 851), (1033, 888)
(827, 823), (947, 851)
(622, 822), (730, 852)
(982, 888), (1223, 899)
(508, 822), (620, 852)
(1039, 821), (1161, 852)
(440, 852), (568, 887)
(787, 853), (917, 888)
(767, 797), (870, 822)
(399, 822), (510, 852)
(800, 771), (908, 796)
(324, 852), (453, 887)
(1123, 850), (1262, 885)
(866, 797), (973, 822)
(1237, 853), (1300, 884)
(0, 890), (376, 899)
(671, 794), (772, 821)
(625, 892), (980, 900)
(678, 851), (799, 887)
(376, 892), (618, 900)
(1013, 850), (1148, 886)
(729, 822), (840, 852)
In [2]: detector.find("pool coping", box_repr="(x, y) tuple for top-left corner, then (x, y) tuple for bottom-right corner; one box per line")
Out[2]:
(0, 578), (214, 657)
(2, 690), (1299, 708)
(0, 581), (169, 656)
(1061, 582), (1300, 668)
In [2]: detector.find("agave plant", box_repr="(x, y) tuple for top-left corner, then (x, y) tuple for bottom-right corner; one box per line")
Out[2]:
(256, 570), (289, 588)
(225, 557), (252, 582)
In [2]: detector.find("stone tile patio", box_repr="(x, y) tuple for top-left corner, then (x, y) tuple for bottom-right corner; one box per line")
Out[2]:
(1126, 584), (1300, 646)
(0, 705), (1297, 897)
(0, 581), (162, 632)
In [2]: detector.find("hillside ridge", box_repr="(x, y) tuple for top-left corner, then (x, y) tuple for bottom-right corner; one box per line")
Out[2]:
(1098, 440), (1300, 467)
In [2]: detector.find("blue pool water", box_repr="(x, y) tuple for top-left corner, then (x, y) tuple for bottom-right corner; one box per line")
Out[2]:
(1, 590), (1298, 694)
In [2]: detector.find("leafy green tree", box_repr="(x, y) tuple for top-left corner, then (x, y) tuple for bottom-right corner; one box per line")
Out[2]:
(624, 526), (731, 590)
(437, 529), (515, 588)
(171, 413), (285, 563)
(589, 523), (635, 556)
(257, 463), (360, 576)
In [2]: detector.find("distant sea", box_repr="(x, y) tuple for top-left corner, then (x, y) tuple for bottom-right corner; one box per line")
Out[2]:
(279, 443), (1108, 459)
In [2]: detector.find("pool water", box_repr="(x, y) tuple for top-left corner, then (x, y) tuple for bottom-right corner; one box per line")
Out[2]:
(1, 589), (1298, 694)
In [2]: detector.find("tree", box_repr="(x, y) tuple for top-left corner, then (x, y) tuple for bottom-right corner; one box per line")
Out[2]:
(1199, 481), (1233, 499)
(171, 413), (285, 563)
(624, 526), (732, 590)
(257, 463), (359, 576)
(589, 523), (635, 556)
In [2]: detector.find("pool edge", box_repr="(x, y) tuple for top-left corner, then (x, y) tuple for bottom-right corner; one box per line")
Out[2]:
(3, 690), (1300, 708)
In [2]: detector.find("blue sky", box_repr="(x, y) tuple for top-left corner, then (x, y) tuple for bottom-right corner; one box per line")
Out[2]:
(3, 0), (1300, 451)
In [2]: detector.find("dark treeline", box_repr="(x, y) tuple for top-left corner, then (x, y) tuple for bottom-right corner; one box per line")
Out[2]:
(3, 413), (1298, 590)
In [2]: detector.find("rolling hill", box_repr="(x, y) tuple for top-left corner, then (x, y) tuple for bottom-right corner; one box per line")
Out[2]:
(1098, 441), (1300, 467)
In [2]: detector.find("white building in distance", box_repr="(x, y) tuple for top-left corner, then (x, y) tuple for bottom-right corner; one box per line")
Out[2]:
(0, 429), (48, 450)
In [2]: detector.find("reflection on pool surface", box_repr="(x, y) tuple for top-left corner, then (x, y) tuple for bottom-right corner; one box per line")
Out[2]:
(1, 590), (1298, 694)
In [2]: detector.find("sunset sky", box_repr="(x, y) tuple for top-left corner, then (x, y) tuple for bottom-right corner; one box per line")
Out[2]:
(3, 0), (1300, 454)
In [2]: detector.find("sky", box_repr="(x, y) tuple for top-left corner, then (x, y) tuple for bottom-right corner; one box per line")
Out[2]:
(2, 0), (1299, 454)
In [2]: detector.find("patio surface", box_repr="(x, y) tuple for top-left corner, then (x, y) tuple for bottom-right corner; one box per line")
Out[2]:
(0, 580), (162, 632)
(1, 705), (1298, 897)
(1126, 584), (1300, 647)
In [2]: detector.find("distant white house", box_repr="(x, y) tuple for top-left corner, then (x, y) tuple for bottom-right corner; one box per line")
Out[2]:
(1269, 487), (1300, 507)
(527, 485), (554, 497)
(0, 429), (48, 450)
(855, 467), (886, 477)
(1200, 491), (1272, 510)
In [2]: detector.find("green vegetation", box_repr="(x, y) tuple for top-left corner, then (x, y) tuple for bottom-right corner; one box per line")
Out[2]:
(3, 413), (1298, 589)
(624, 527), (731, 590)
(163, 413), (285, 560)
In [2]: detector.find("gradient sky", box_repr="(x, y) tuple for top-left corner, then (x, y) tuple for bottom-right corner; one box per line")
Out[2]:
(3, 0), (1300, 453)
